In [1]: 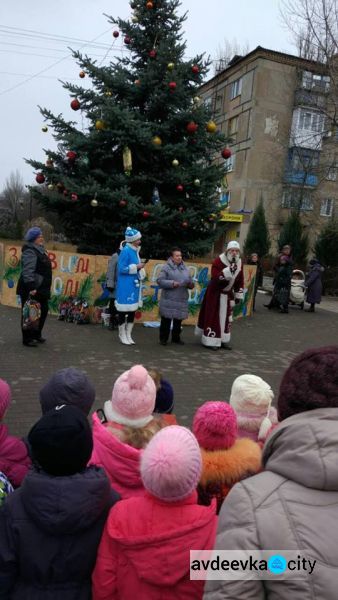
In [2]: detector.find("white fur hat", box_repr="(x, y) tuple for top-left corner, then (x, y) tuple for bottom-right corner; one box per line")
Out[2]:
(226, 240), (240, 251)
(230, 374), (274, 441)
(230, 374), (274, 415)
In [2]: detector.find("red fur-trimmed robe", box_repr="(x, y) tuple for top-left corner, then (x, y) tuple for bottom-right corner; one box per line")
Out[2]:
(196, 253), (244, 348)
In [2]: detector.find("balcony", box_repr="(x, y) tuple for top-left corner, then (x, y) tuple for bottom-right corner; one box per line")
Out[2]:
(294, 89), (326, 111)
(284, 170), (318, 186)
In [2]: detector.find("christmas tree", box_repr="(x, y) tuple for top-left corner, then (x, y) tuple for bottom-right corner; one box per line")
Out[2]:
(243, 199), (270, 259)
(27, 0), (230, 257)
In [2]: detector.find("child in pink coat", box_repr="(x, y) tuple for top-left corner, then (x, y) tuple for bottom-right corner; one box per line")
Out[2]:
(230, 374), (278, 446)
(92, 426), (217, 600)
(0, 379), (31, 487)
(90, 365), (163, 498)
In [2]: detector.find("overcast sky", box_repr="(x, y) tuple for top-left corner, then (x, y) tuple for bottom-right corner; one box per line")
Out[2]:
(0, 0), (294, 190)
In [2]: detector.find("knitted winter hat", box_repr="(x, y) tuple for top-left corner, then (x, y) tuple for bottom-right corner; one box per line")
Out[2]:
(0, 379), (11, 420)
(193, 401), (238, 450)
(125, 226), (141, 243)
(278, 346), (338, 421)
(226, 241), (240, 251)
(141, 426), (202, 502)
(230, 374), (274, 441)
(104, 365), (156, 428)
(39, 368), (95, 416)
(24, 227), (42, 243)
(28, 405), (93, 476)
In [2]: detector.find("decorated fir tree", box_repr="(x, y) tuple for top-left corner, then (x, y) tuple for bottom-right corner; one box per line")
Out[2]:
(27, 0), (230, 257)
(243, 199), (270, 259)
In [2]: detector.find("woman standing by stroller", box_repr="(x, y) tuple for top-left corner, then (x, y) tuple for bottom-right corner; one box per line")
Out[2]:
(305, 259), (324, 312)
(265, 255), (293, 313)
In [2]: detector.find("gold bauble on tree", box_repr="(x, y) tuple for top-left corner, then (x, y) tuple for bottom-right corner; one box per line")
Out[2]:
(167, 62), (175, 70)
(90, 199), (98, 207)
(42, 126), (48, 132)
(206, 120), (217, 133)
(152, 135), (162, 146)
(95, 120), (106, 130)
(172, 159), (179, 167)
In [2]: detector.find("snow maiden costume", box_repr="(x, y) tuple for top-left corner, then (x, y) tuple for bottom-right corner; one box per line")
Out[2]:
(196, 241), (244, 349)
(115, 227), (146, 345)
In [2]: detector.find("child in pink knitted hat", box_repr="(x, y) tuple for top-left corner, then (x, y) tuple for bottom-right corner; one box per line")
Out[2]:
(230, 374), (278, 446)
(0, 378), (31, 487)
(92, 426), (217, 600)
(193, 401), (262, 513)
(90, 365), (163, 498)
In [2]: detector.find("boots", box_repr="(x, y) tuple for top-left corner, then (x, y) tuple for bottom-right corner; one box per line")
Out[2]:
(125, 322), (135, 345)
(118, 324), (130, 345)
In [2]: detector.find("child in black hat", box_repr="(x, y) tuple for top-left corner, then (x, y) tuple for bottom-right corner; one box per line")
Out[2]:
(0, 405), (119, 599)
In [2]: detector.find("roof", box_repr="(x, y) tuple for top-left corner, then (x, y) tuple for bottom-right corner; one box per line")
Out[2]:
(202, 46), (327, 88)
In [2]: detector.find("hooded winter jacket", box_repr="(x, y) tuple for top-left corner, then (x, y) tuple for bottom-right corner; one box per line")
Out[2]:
(92, 490), (217, 600)
(90, 412), (145, 498)
(204, 407), (338, 600)
(0, 465), (117, 600)
(198, 438), (262, 514)
(0, 423), (31, 488)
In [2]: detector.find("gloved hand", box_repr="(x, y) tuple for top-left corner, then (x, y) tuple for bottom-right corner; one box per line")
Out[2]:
(222, 267), (232, 279)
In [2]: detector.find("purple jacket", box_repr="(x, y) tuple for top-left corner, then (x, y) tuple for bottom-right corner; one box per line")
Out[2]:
(305, 261), (324, 304)
(0, 424), (31, 488)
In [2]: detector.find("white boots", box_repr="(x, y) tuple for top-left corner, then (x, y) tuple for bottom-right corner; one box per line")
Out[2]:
(125, 322), (135, 344)
(118, 323), (135, 345)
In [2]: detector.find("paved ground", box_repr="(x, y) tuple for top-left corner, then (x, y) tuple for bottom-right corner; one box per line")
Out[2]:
(1, 292), (338, 438)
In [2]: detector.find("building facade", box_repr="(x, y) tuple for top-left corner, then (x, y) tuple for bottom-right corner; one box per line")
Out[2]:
(200, 46), (337, 255)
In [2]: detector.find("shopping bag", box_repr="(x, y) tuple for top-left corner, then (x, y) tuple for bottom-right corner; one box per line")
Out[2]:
(22, 298), (41, 331)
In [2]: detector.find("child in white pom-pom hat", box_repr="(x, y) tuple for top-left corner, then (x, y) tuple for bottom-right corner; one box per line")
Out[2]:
(230, 374), (278, 446)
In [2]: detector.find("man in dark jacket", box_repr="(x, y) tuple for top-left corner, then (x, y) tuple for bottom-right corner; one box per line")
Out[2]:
(16, 227), (52, 347)
(0, 405), (119, 599)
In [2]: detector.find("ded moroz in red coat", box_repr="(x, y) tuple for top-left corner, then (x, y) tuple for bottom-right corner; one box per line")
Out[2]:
(196, 253), (244, 348)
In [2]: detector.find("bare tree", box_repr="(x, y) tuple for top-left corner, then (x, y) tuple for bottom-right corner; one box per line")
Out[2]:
(213, 39), (250, 74)
(0, 170), (27, 222)
(280, 0), (338, 129)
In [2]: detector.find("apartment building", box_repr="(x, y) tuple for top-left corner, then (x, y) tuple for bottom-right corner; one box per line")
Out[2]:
(200, 46), (337, 254)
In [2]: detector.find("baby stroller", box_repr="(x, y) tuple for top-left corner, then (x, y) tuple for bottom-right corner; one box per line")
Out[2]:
(289, 269), (305, 309)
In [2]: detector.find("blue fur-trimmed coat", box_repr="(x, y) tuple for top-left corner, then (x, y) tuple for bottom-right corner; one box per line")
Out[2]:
(115, 244), (145, 312)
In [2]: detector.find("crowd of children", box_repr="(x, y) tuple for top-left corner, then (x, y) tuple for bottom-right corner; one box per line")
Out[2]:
(1, 345), (338, 598)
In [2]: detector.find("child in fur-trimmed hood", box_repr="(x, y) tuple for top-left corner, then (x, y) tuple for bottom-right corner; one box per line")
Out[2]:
(193, 402), (262, 514)
(230, 374), (278, 445)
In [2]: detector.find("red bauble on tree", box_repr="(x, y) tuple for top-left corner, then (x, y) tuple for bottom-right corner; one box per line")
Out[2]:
(66, 151), (77, 161)
(113, 30), (120, 38)
(169, 81), (177, 91)
(35, 173), (45, 184)
(124, 36), (131, 45)
(71, 193), (78, 201)
(70, 99), (80, 111)
(119, 199), (127, 207)
(182, 221), (188, 228)
(186, 121), (198, 134)
(221, 148), (232, 159)
(63, 189), (69, 197)
(146, 1), (154, 7)
(149, 49), (157, 58)
(191, 65), (199, 74)
(79, 71), (85, 79)
(143, 210), (150, 218)
(178, 206), (184, 212)
(176, 184), (184, 192)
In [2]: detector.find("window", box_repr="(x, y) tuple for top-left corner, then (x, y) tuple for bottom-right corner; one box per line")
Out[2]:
(302, 71), (330, 92)
(282, 189), (314, 211)
(298, 109), (325, 133)
(219, 190), (230, 207)
(290, 148), (320, 171)
(204, 96), (212, 109)
(228, 116), (238, 135)
(224, 153), (236, 172)
(320, 198), (334, 216)
(326, 163), (338, 181)
(230, 78), (242, 100)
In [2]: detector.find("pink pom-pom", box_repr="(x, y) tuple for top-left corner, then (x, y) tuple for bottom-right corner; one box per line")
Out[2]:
(128, 365), (148, 390)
